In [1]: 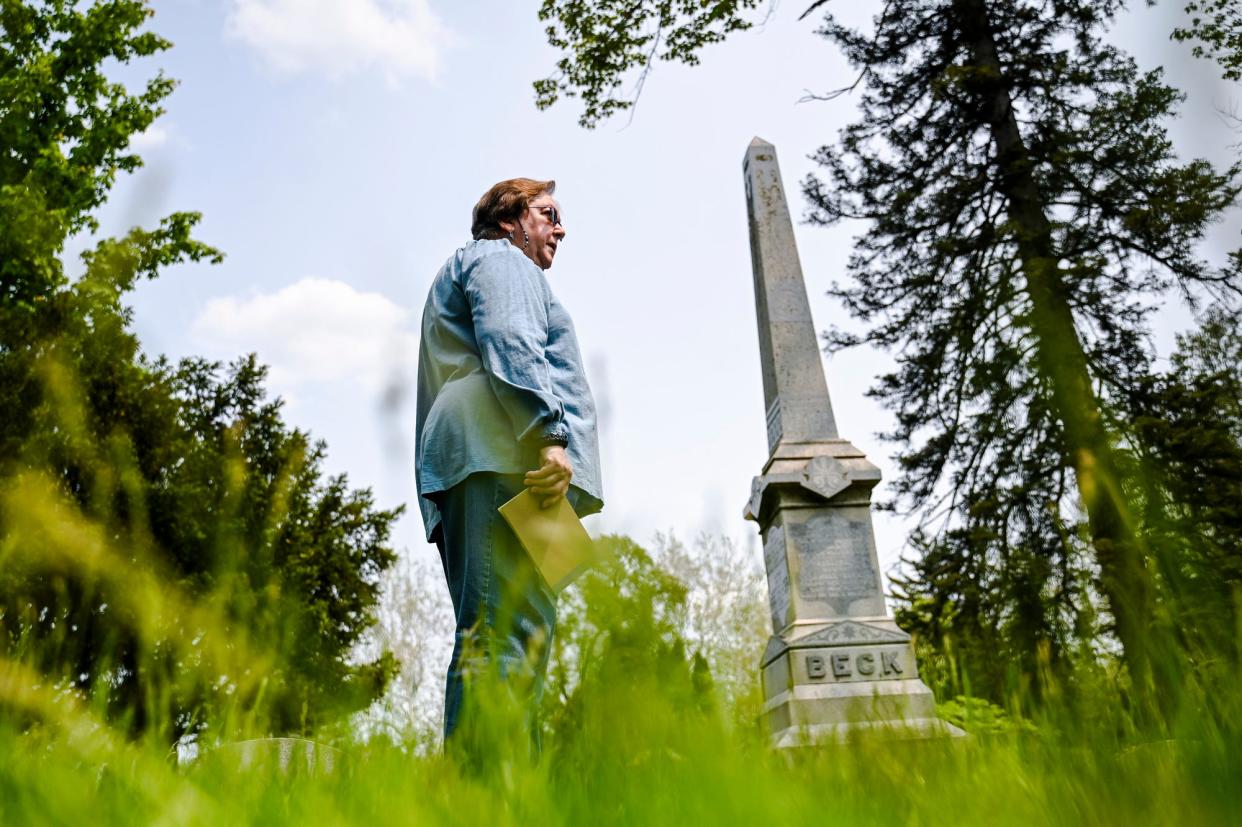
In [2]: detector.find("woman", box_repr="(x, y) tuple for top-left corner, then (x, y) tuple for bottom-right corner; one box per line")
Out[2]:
(415, 178), (603, 750)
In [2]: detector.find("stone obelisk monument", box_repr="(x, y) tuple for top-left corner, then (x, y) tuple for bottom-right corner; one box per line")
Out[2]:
(742, 138), (957, 746)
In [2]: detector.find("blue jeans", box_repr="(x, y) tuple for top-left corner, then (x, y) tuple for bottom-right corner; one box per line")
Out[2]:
(432, 473), (559, 752)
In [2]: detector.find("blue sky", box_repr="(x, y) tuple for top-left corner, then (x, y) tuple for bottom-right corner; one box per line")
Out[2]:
(85, 1), (1241, 583)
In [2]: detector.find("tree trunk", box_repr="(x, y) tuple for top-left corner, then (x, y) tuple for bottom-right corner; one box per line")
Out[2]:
(952, 0), (1167, 713)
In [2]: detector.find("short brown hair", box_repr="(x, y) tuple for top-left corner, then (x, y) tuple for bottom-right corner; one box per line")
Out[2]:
(471, 178), (556, 240)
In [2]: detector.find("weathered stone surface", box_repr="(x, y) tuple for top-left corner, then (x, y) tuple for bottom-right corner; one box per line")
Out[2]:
(786, 507), (885, 615)
(800, 455), (852, 501)
(745, 137), (839, 453)
(792, 620), (911, 647)
(742, 138), (962, 745)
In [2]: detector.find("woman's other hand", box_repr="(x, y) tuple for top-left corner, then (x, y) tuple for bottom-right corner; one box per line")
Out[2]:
(525, 445), (573, 508)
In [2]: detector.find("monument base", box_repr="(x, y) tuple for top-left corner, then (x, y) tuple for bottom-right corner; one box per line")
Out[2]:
(760, 623), (966, 747)
(205, 737), (339, 775)
(770, 717), (966, 749)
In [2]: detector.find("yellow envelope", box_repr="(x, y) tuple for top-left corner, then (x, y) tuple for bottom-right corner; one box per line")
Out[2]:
(498, 489), (596, 592)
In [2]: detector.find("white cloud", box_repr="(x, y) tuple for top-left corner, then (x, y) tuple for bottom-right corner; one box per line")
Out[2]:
(191, 278), (417, 394)
(226, 0), (451, 82)
(130, 124), (168, 150)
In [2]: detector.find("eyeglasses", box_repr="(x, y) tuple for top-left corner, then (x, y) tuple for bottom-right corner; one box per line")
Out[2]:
(532, 205), (562, 227)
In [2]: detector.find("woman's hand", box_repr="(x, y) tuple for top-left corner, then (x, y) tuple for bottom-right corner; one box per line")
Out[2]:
(525, 445), (573, 509)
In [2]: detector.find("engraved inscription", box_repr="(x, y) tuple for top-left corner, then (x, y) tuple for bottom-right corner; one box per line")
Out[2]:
(766, 398), (782, 448)
(787, 513), (881, 612)
(764, 525), (790, 631)
(882, 651), (903, 676)
(800, 647), (909, 683)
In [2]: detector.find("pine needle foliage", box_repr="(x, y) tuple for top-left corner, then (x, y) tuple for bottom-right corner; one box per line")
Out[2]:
(1125, 305), (1242, 694)
(795, 0), (1240, 715)
(534, 0), (1241, 721)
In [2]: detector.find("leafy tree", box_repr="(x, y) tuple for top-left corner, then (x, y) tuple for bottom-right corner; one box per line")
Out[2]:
(0, 0), (398, 740)
(357, 532), (765, 744)
(355, 553), (454, 743)
(534, 0), (771, 128)
(543, 535), (718, 762)
(652, 532), (767, 727)
(533, 0), (1240, 717)
(1175, 1), (1242, 80)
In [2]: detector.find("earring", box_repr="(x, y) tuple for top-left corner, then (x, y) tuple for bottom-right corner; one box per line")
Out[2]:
(523, 229), (530, 248)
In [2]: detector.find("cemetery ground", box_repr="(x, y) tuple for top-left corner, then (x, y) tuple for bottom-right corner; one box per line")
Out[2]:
(0, 653), (1237, 825)
(0, 408), (1237, 825)
(0, 477), (1236, 827)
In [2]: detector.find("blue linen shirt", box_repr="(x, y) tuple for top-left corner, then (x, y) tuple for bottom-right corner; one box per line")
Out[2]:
(415, 238), (604, 541)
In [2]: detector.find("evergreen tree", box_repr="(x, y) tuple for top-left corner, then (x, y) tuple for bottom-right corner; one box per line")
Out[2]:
(1127, 306), (1242, 691)
(0, 0), (398, 740)
(534, 1), (1240, 715)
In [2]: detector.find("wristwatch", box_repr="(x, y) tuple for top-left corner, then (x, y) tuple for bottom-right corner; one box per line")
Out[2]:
(536, 427), (570, 448)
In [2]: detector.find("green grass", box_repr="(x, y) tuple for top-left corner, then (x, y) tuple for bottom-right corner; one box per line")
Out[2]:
(1, 460), (1237, 826)
(1, 658), (1237, 827)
